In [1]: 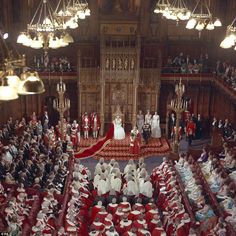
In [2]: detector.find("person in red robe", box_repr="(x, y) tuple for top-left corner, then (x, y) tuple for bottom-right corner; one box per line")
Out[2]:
(71, 120), (80, 150)
(117, 216), (132, 235)
(129, 126), (141, 155)
(90, 217), (105, 234)
(151, 221), (166, 236)
(82, 112), (90, 139)
(186, 118), (196, 146)
(91, 112), (101, 139)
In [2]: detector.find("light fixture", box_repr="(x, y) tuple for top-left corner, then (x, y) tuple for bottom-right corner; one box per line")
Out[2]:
(0, 31), (45, 100)
(6, 69), (20, 89)
(220, 18), (236, 49)
(206, 21), (214, 30)
(220, 17), (236, 49)
(195, 21), (205, 31)
(0, 78), (19, 101)
(186, 0), (222, 32)
(18, 72), (45, 95)
(186, 18), (197, 29)
(154, 0), (171, 14)
(166, 0), (191, 22)
(17, 0), (74, 51)
(154, 0), (190, 22)
(3, 33), (8, 39)
(54, 0), (90, 30)
(214, 18), (222, 27)
(68, 0), (91, 20)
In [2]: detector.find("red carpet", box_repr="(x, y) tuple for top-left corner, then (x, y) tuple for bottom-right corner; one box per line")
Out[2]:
(74, 124), (114, 159)
(75, 125), (171, 160)
(95, 136), (171, 160)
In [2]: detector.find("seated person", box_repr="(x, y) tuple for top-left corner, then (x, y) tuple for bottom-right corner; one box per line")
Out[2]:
(113, 115), (125, 140)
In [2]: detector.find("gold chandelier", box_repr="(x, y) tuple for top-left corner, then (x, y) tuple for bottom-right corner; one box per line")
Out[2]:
(186, 0), (222, 31)
(220, 17), (236, 49)
(54, 0), (91, 30)
(154, 0), (171, 14)
(154, 0), (191, 22)
(0, 32), (45, 101)
(17, 0), (74, 50)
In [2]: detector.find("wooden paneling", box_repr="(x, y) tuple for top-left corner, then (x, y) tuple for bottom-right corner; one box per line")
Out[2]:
(104, 82), (133, 123)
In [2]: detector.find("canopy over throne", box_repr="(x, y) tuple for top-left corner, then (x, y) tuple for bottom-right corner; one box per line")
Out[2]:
(112, 105), (125, 124)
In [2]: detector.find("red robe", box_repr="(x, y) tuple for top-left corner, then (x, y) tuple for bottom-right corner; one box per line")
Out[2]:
(107, 203), (118, 215)
(71, 125), (79, 147)
(82, 115), (91, 131)
(90, 222), (105, 233)
(146, 209), (159, 223)
(186, 121), (196, 136)
(128, 210), (141, 221)
(116, 220), (132, 235)
(133, 219), (147, 230)
(152, 227), (166, 236)
(176, 223), (188, 236)
(90, 205), (103, 223)
(132, 203), (145, 213)
(129, 132), (141, 155)
(91, 115), (101, 132)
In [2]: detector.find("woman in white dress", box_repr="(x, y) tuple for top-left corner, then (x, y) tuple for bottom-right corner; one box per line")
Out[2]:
(136, 110), (144, 133)
(113, 115), (125, 140)
(151, 112), (161, 138)
(145, 110), (152, 125)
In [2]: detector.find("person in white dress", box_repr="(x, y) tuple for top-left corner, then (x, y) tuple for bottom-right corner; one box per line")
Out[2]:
(151, 112), (161, 138)
(145, 110), (152, 125)
(136, 110), (144, 133)
(113, 115), (125, 140)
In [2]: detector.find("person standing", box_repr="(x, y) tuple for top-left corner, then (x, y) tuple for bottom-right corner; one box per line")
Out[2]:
(136, 110), (144, 134)
(186, 118), (196, 146)
(71, 120), (80, 150)
(91, 113), (101, 139)
(195, 114), (202, 139)
(145, 110), (152, 125)
(142, 123), (151, 144)
(129, 126), (141, 155)
(151, 112), (161, 139)
(82, 112), (90, 139)
(42, 111), (49, 133)
(169, 112), (176, 139)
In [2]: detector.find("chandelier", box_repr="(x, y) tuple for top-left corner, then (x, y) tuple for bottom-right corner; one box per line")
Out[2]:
(186, 0), (222, 31)
(155, 0), (191, 22)
(0, 32), (45, 101)
(154, 0), (171, 14)
(220, 17), (236, 49)
(54, 0), (91, 30)
(17, 0), (74, 50)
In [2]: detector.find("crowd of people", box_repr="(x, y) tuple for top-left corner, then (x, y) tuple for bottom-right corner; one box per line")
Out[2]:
(215, 61), (236, 91)
(212, 117), (236, 142)
(0, 112), (71, 234)
(33, 54), (74, 72)
(168, 111), (203, 146)
(0, 114), (69, 192)
(162, 52), (211, 74)
(0, 108), (235, 235)
(175, 135), (236, 235)
(56, 157), (198, 236)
